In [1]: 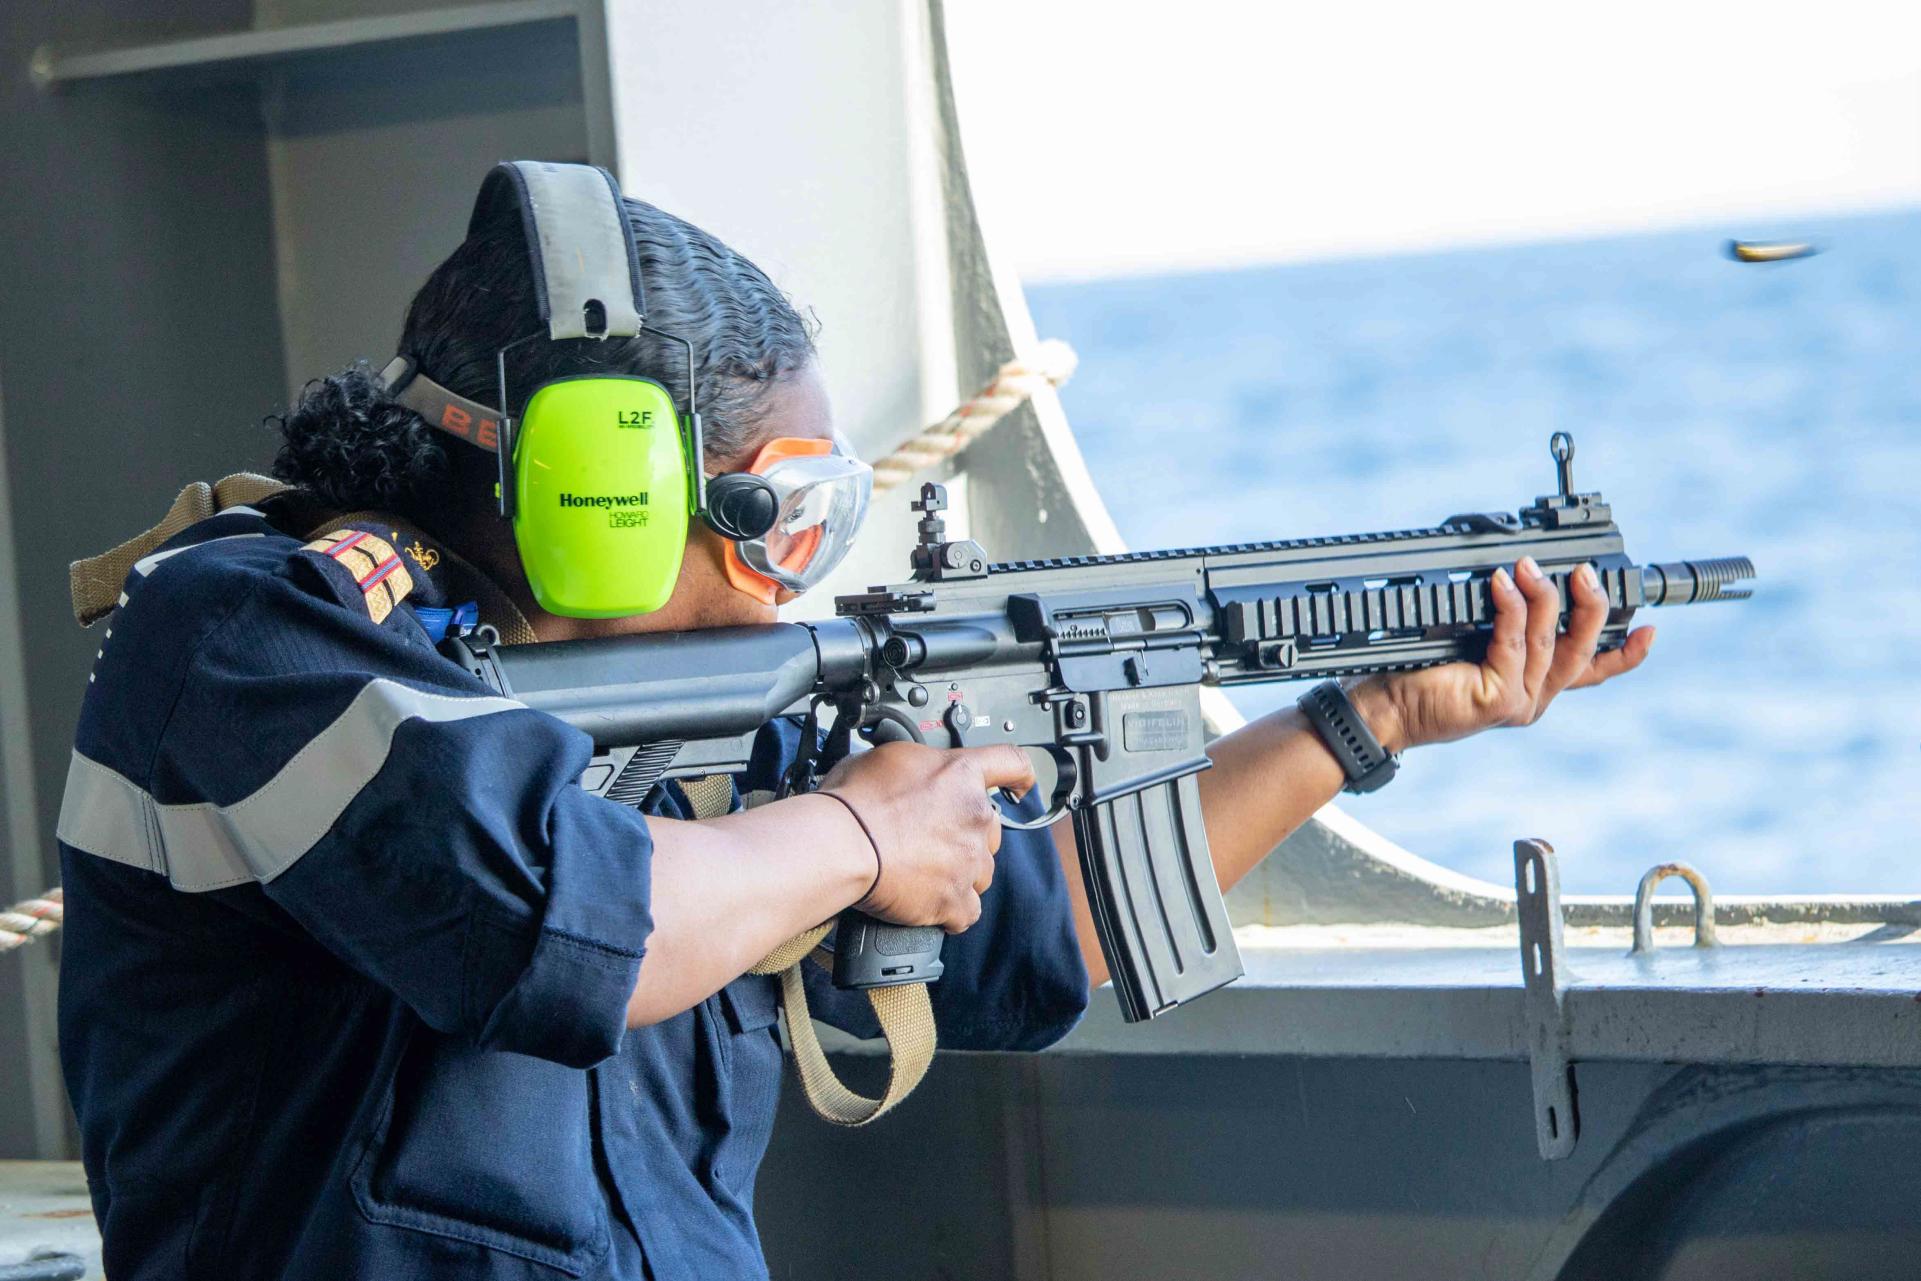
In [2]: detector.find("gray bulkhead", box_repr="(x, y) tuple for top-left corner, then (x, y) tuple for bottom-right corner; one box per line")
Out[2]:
(2, 2), (1918, 1277)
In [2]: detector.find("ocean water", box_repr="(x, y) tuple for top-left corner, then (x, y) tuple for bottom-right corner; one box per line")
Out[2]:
(1027, 208), (1921, 895)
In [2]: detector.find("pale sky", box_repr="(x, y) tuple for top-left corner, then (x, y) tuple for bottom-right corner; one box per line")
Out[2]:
(944, 0), (1921, 281)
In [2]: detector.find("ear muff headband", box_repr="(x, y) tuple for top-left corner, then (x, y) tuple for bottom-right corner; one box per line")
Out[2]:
(377, 357), (504, 451)
(470, 161), (645, 341)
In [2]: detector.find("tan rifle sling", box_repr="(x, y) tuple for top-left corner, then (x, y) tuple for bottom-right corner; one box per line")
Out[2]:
(685, 775), (935, 1126)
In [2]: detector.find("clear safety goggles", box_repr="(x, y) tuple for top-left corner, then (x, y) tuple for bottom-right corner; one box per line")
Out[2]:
(722, 433), (872, 602)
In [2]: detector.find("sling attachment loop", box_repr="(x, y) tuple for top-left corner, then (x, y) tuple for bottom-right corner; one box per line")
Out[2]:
(776, 702), (827, 800)
(68, 473), (288, 625)
(687, 777), (936, 1126)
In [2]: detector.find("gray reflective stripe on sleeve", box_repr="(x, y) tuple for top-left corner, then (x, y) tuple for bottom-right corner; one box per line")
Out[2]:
(56, 679), (525, 892)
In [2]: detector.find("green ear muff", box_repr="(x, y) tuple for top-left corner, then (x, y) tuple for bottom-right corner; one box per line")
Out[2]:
(511, 375), (691, 617)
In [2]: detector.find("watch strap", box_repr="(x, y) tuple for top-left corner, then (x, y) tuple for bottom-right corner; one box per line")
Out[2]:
(1298, 681), (1400, 794)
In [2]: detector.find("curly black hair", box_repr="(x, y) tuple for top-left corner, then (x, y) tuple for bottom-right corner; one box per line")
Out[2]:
(270, 190), (818, 517)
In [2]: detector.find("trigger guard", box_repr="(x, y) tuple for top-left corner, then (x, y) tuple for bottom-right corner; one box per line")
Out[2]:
(992, 744), (1078, 831)
(859, 703), (926, 745)
(996, 789), (1070, 831)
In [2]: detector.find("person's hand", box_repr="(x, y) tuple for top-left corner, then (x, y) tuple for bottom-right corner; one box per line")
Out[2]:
(1352, 556), (1656, 753)
(820, 742), (1036, 933)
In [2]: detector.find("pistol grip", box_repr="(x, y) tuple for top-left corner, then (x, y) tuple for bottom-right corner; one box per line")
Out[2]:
(831, 908), (945, 990)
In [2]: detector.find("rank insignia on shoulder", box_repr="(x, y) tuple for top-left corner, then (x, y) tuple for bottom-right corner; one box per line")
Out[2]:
(406, 538), (441, 571)
(304, 529), (416, 624)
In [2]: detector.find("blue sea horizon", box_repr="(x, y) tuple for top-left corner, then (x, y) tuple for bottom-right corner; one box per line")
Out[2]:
(1028, 207), (1921, 895)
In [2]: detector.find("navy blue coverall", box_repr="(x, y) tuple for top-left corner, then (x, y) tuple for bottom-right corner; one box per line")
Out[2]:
(56, 501), (1088, 1280)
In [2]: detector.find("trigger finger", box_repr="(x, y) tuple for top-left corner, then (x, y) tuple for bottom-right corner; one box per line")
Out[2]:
(968, 744), (1037, 798)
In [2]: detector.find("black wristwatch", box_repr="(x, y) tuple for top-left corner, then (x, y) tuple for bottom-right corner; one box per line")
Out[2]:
(1298, 680), (1400, 794)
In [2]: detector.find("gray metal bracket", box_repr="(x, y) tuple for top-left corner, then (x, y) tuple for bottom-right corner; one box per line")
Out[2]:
(1514, 838), (1578, 1160)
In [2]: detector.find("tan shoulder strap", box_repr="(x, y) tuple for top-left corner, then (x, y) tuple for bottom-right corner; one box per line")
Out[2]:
(688, 777), (936, 1127)
(69, 473), (288, 625)
(66, 474), (539, 651)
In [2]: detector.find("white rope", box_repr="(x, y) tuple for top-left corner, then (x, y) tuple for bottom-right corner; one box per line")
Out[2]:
(871, 340), (1078, 492)
(0, 888), (62, 953)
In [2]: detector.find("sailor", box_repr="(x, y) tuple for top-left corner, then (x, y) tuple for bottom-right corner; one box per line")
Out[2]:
(55, 163), (1652, 1281)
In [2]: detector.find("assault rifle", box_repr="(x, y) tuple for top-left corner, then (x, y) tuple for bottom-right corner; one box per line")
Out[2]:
(443, 434), (1753, 1022)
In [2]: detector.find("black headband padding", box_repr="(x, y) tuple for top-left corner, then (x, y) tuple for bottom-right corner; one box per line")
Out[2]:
(468, 161), (646, 341)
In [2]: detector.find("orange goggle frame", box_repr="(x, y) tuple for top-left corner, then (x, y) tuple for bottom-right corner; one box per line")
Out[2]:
(721, 435), (872, 604)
